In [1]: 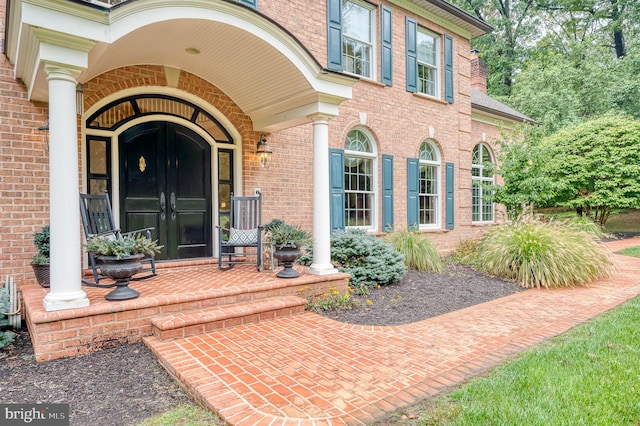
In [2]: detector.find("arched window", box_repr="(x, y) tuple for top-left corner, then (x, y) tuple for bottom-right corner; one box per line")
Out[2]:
(344, 129), (377, 228)
(472, 143), (494, 222)
(418, 140), (441, 226)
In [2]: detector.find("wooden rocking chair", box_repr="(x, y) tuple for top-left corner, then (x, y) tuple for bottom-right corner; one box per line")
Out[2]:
(79, 192), (157, 287)
(216, 193), (263, 270)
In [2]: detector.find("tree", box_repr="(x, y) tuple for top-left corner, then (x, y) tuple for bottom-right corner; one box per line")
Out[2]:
(541, 113), (640, 226)
(451, 0), (540, 96)
(491, 125), (561, 218)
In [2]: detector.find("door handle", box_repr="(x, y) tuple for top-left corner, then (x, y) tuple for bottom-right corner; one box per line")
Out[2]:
(170, 192), (177, 221)
(160, 192), (166, 221)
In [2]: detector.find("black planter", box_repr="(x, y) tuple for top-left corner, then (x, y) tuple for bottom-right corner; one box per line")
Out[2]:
(273, 247), (302, 278)
(31, 263), (50, 288)
(97, 254), (144, 300)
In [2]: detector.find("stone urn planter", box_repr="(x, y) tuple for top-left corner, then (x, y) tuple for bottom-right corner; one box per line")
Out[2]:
(264, 219), (311, 279)
(273, 246), (303, 278)
(85, 234), (162, 301)
(97, 254), (144, 301)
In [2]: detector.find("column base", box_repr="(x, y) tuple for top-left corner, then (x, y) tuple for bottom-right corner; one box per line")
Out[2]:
(306, 264), (340, 276)
(43, 290), (90, 312)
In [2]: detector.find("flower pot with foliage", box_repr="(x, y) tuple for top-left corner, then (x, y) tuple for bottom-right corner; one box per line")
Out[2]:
(30, 225), (50, 288)
(85, 234), (162, 300)
(264, 219), (311, 278)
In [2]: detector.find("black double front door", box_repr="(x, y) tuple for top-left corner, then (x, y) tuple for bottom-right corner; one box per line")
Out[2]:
(119, 122), (212, 260)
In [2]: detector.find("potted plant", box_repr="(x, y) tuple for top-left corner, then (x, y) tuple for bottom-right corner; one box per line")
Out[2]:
(264, 219), (311, 278)
(31, 225), (50, 288)
(85, 234), (162, 300)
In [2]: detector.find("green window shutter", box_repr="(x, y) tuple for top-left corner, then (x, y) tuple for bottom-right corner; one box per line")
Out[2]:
(327, 0), (343, 71)
(445, 162), (455, 229)
(405, 17), (417, 93)
(382, 154), (394, 231)
(444, 34), (454, 103)
(381, 6), (393, 86)
(238, 0), (257, 8)
(329, 148), (345, 231)
(407, 158), (419, 229)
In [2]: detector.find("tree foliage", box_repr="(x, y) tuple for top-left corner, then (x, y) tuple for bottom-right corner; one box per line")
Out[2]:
(492, 125), (561, 218)
(541, 113), (640, 225)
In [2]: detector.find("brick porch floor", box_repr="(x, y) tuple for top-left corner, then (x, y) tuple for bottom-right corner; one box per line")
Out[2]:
(141, 238), (640, 425)
(21, 261), (349, 362)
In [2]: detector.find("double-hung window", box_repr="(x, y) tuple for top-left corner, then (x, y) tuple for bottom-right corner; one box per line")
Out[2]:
(418, 140), (440, 227)
(406, 17), (454, 102)
(344, 129), (376, 228)
(417, 30), (439, 97)
(472, 143), (494, 222)
(342, 0), (374, 78)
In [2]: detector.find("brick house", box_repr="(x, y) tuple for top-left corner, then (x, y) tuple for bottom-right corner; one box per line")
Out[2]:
(1, 0), (530, 312)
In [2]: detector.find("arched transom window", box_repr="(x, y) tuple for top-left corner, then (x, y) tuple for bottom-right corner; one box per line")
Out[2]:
(344, 129), (376, 228)
(472, 143), (494, 222)
(418, 140), (441, 226)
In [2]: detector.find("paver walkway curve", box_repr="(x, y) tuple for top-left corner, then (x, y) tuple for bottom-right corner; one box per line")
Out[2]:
(145, 238), (640, 425)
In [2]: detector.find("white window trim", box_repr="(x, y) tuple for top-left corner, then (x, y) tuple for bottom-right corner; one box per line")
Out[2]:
(342, 0), (377, 81)
(344, 127), (378, 232)
(418, 142), (441, 229)
(416, 27), (441, 99)
(472, 143), (495, 224)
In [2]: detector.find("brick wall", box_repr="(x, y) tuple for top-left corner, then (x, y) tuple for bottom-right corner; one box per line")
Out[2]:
(0, 0), (50, 286)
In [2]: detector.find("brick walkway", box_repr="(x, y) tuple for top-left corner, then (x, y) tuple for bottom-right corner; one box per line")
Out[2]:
(144, 238), (640, 425)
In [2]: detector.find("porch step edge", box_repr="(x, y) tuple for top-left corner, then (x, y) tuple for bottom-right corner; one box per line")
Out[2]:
(151, 295), (307, 341)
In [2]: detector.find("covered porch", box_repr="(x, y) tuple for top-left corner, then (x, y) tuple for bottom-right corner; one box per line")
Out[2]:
(6, 0), (356, 313)
(21, 260), (349, 362)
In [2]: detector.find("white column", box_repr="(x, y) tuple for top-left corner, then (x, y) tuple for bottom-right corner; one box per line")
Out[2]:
(307, 115), (339, 275)
(43, 65), (89, 311)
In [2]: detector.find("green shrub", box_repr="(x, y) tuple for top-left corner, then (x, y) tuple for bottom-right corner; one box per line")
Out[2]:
(472, 218), (612, 288)
(384, 228), (443, 272)
(300, 229), (406, 287)
(32, 225), (50, 264)
(0, 331), (16, 349)
(331, 229), (406, 287)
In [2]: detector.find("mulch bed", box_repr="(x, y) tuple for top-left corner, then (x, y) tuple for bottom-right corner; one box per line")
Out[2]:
(0, 262), (522, 425)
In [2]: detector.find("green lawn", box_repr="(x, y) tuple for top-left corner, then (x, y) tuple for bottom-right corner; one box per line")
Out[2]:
(617, 246), (640, 258)
(417, 296), (640, 425)
(535, 208), (640, 234)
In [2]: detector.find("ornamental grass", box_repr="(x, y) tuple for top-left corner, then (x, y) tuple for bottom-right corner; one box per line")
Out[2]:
(384, 227), (443, 273)
(472, 218), (612, 288)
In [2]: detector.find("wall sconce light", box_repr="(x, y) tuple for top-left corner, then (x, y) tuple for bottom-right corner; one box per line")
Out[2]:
(76, 83), (84, 115)
(256, 133), (272, 168)
(37, 120), (49, 152)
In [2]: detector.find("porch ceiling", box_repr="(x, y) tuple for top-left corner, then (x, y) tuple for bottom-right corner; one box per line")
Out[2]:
(6, 0), (356, 132)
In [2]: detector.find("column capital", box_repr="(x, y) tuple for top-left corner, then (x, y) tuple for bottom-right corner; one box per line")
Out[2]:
(43, 63), (83, 84)
(307, 113), (335, 124)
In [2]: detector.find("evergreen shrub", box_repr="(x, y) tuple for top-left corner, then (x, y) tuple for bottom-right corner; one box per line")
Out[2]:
(299, 229), (406, 287)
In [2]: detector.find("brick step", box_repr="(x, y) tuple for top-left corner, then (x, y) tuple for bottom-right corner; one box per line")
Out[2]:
(150, 295), (307, 341)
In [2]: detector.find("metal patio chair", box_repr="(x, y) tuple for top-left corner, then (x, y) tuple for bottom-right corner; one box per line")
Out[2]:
(216, 193), (263, 270)
(79, 192), (157, 287)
